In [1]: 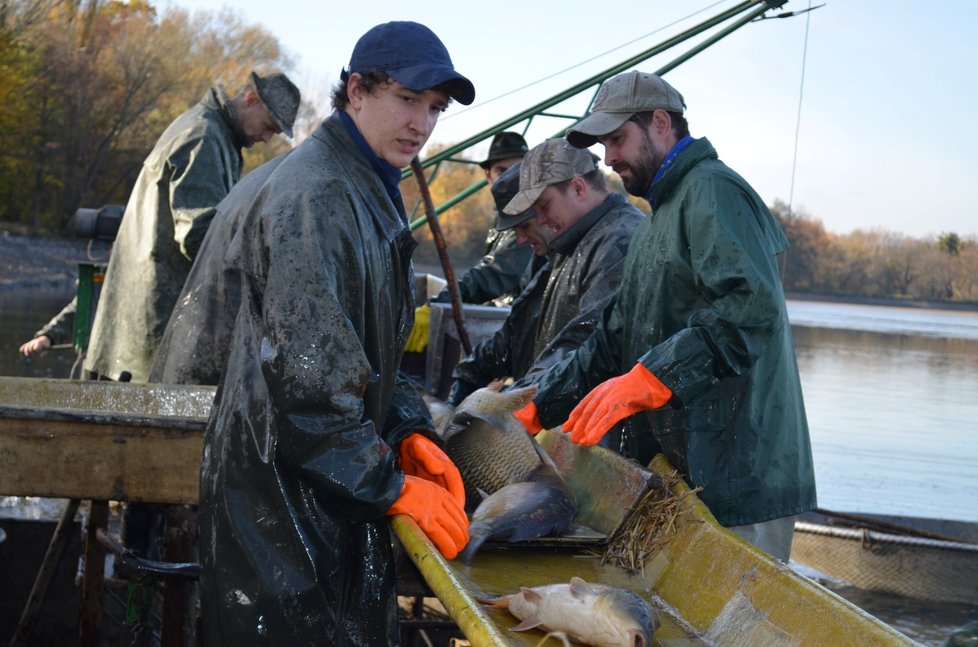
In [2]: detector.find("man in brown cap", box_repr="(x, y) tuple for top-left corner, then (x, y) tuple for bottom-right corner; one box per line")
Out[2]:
(513, 70), (816, 561)
(84, 70), (300, 384)
(450, 139), (642, 403)
(430, 130), (533, 305)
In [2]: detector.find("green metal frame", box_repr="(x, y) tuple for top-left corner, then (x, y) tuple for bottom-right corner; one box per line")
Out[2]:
(405, 0), (787, 231)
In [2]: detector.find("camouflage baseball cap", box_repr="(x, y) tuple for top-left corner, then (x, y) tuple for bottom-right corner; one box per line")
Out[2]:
(503, 139), (599, 215)
(493, 163), (535, 230)
(566, 70), (685, 148)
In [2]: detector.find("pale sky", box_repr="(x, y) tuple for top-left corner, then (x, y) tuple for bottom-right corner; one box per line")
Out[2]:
(162, 0), (978, 239)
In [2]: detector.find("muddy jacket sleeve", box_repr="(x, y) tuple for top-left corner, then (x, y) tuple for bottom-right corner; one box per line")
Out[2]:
(240, 186), (404, 519)
(168, 134), (236, 261)
(35, 295), (77, 346)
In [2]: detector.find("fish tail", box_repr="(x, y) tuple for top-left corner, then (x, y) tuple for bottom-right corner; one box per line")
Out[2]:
(459, 531), (489, 565)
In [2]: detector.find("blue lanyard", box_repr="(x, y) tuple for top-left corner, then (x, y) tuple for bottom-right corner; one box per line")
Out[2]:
(644, 135), (695, 207)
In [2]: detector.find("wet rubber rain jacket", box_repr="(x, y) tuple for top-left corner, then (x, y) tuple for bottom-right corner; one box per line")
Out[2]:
(455, 193), (643, 385)
(431, 223), (533, 305)
(198, 112), (434, 646)
(531, 138), (816, 527)
(84, 87), (247, 382)
(149, 152), (292, 385)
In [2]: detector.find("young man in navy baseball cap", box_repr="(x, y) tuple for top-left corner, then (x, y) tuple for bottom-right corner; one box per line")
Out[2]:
(198, 22), (473, 646)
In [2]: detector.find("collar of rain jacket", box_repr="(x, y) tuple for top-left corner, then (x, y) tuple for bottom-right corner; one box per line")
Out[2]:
(316, 113), (412, 244)
(203, 86), (249, 150)
(337, 110), (405, 212)
(645, 137), (717, 209)
(549, 192), (628, 255)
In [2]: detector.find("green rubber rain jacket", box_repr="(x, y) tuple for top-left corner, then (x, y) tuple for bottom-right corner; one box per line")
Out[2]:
(532, 138), (816, 527)
(84, 87), (246, 382)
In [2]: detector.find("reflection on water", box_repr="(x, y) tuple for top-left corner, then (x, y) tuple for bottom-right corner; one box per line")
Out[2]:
(791, 324), (978, 522)
(0, 287), (79, 379)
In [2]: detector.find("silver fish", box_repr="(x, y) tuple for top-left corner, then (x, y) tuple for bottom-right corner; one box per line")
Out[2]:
(440, 382), (556, 509)
(458, 464), (576, 564)
(482, 576), (658, 647)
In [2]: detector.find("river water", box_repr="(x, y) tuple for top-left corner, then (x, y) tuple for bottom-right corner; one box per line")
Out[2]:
(1, 288), (976, 644)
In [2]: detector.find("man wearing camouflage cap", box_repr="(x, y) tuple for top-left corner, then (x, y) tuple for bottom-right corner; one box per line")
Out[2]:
(451, 139), (642, 403)
(513, 71), (816, 561)
(85, 70), (300, 384)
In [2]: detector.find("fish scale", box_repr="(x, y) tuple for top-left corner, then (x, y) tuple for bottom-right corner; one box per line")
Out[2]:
(440, 383), (549, 508)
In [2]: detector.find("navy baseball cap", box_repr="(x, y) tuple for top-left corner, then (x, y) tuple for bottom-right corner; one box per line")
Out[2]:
(345, 21), (475, 105)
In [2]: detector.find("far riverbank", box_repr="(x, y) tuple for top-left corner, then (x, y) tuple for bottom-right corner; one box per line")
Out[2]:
(3, 232), (977, 313)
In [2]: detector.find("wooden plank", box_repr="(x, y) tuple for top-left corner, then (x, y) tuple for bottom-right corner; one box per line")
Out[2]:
(0, 411), (203, 504)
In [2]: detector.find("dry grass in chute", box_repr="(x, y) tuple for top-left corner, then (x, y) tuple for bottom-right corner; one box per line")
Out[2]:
(601, 469), (702, 575)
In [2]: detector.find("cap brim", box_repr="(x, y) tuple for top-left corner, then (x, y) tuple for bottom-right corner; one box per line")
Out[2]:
(389, 65), (475, 105)
(503, 185), (545, 216)
(566, 111), (632, 148)
(496, 207), (535, 231)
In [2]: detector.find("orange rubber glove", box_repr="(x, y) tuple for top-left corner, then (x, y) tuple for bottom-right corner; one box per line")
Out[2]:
(564, 363), (673, 446)
(386, 475), (469, 559)
(398, 432), (465, 509)
(513, 400), (544, 436)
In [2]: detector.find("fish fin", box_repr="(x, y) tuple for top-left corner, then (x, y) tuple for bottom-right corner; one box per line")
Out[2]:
(486, 380), (504, 392)
(520, 587), (543, 604)
(569, 576), (594, 599)
(510, 617), (544, 632)
(442, 412), (477, 442)
(501, 383), (538, 409)
(458, 532), (488, 565)
(475, 594), (511, 609)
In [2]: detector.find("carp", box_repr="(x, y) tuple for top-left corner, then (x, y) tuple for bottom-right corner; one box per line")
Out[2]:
(440, 382), (561, 509)
(481, 576), (658, 647)
(458, 464), (576, 564)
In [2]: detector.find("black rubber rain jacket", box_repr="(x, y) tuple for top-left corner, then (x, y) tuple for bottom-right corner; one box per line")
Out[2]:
(531, 138), (816, 527)
(198, 113), (434, 645)
(455, 193), (643, 385)
(150, 152), (291, 385)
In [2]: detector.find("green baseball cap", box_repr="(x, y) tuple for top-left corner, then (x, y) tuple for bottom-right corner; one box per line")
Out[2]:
(566, 70), (685, 148)
(503, 139), (599, 215)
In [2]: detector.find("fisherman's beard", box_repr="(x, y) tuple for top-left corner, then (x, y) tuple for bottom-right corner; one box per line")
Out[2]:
(616, 129), (666, 197)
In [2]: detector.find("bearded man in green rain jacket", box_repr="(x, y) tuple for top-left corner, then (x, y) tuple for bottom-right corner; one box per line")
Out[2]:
(514, 71), (816, 562)
(84, 71), (299, 382)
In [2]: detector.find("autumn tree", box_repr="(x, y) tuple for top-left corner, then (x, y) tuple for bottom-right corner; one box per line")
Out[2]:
(771, 200), (830, 291)
(404, 146), (495, 272)
(0, 0), (295, 233)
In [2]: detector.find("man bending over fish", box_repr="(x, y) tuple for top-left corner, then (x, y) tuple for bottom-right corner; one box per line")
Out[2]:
(512, 71), (817, 561)
(449, 138), (643, 406)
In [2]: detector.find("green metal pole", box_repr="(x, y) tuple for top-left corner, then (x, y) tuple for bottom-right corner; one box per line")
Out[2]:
(403, 0), (779, 178)
(407, 0), (784, 230)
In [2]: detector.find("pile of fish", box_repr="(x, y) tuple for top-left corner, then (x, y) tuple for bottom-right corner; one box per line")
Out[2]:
(480, 576), (658, 647)
(429, 382), (577, 563)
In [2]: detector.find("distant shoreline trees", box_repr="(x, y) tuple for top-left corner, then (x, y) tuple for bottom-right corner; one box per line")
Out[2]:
(772, 200), (978, 304)
(0, 0), (308, 234)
